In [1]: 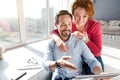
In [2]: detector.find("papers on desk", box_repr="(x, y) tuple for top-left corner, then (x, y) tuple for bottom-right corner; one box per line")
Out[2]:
(17, 64), (42, 70)
(72, 73), (120, 79)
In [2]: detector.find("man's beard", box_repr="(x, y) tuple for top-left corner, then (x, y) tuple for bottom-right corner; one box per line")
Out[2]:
(61, 30), (71, 37)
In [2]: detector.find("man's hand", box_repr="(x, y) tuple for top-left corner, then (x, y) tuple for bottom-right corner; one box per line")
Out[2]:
(57, 56), (77, 71)
(96, 78), (112, 80)
(95, 72), (112, 80)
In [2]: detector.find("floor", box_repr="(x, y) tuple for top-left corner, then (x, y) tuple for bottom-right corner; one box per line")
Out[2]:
(102, 34), (120, 80)
(102, 46), (120, 80)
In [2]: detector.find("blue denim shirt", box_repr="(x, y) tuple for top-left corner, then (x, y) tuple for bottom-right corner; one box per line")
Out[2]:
(43, 35), (101, 79)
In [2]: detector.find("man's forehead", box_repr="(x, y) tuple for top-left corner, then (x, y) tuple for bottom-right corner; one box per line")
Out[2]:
(59, 15), (72, 23)
(59, 21), (72, 24)
(59, 14), (71, 18)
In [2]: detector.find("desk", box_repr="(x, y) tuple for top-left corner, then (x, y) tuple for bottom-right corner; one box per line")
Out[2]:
(0, 47), (45, 80)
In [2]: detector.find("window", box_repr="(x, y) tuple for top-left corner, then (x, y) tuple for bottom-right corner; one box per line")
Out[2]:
(0, 0), (74, 49)
(49, 0), (70, 32)
(23, 0), (47, 42)
(0, 0), (20, 48)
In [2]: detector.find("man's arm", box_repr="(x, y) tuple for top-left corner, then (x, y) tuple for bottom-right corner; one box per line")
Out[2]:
(81, 44), (112, 80)
(49, 61), (57, 70)
(43, 41), (77, 71)
(49, 56), (77, 71)
(81, 41), (102, 74)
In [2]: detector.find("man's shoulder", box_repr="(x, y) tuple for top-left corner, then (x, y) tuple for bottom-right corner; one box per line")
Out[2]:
(48, 38), (55, 44)
(44, 38), (55, 51)
(70, 35), (84, 44)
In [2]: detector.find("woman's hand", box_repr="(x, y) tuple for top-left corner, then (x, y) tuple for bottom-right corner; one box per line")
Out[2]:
(72, 31), (84, 39)
(72, 31), (89, 43)
(52, 34), (67, 52)
(56, 37), (67, 52)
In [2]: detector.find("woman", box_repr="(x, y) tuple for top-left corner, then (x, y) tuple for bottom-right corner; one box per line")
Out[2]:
(51, 0), (104, 74)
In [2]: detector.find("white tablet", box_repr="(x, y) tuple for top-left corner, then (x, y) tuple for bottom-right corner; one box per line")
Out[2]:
(72, 73), (120, 79)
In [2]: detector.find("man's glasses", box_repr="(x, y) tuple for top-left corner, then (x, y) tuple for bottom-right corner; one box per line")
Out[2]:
(27, 57), (38, 64)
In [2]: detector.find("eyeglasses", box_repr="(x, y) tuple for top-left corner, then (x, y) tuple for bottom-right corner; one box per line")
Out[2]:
(27, 57), (38, 64)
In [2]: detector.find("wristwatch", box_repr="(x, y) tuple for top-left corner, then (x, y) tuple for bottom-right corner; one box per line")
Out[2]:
(55, 61), (61, 69)
(82, 35), (88, 42)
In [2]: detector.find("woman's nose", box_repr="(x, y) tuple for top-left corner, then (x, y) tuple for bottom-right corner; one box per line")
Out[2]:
(78, 16), (82, 21)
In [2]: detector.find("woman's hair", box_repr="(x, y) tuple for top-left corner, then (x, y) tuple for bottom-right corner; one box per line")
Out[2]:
(72, 0), (95, 19)
(55, 10), (73, 24)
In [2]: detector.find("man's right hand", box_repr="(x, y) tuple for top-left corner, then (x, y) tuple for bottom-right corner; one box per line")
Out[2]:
(57, 56), (77, 71)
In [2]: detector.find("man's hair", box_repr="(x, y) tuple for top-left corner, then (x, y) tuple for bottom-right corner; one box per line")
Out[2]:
(55, 10), (73, 24)
(72, 0), (95, 19)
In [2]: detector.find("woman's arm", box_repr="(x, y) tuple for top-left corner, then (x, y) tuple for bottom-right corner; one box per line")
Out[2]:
(86, 22), (102, 57)
(50, 29), (67, 52)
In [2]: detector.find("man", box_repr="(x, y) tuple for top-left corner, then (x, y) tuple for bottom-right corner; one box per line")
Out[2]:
(43, 10), (104, 80)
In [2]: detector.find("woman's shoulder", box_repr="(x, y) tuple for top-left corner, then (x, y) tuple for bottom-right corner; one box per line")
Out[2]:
(88, 19), (100, 25)
(87, 19), (101, 29)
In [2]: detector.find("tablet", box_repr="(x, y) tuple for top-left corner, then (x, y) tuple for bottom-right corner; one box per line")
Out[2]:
(72, 73), (120, 79)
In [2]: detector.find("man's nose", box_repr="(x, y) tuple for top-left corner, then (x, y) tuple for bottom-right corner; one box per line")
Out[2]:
(64, 24), (70, 29)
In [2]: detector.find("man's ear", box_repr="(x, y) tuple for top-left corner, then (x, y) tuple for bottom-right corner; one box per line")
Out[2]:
(55, 22), (57, 28)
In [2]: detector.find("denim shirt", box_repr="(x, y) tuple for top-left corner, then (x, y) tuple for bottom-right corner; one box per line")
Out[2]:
(43, 35), (101, 79)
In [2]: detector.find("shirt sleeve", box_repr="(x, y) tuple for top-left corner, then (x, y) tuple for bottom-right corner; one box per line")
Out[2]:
(43, 40), (55, 71)
(81, 41), (101, 73)
(86, 22), (102, 57)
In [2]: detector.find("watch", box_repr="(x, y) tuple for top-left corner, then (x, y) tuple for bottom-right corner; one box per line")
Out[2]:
(55, 61), (61, 69)
(82, 35), (88, 42)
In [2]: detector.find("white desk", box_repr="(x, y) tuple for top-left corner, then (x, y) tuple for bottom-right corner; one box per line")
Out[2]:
(0, 47), (45, 80)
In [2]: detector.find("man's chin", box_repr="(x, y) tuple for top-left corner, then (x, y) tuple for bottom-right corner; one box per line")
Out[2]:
(62, 34), (71, 37)
(62, 30), (70, 36)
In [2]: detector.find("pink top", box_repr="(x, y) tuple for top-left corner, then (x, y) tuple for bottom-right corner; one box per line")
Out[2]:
(51, 19), (102, 57)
